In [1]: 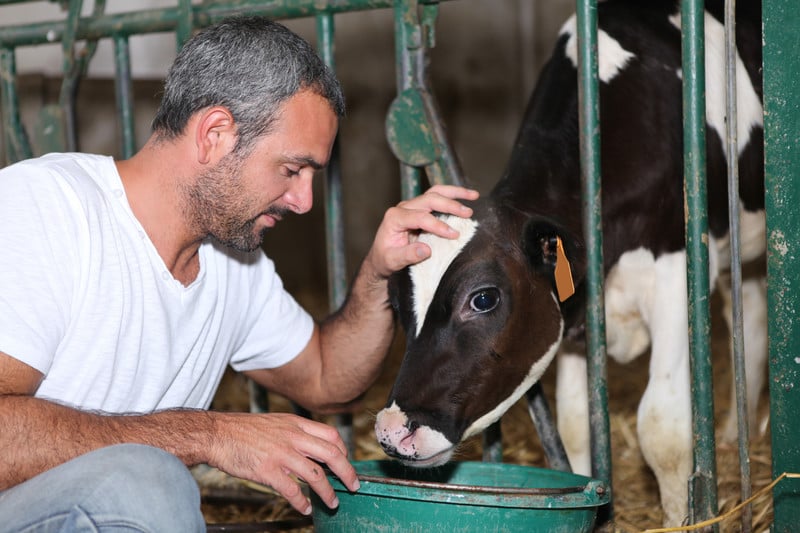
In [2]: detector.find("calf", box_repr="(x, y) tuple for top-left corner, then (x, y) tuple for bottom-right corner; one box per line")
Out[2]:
(374, 0), (765, 526)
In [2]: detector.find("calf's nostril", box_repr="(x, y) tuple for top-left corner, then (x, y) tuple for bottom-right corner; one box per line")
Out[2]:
(407, 420), (419, 432)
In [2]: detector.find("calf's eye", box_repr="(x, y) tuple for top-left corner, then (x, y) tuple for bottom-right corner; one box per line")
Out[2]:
(469, 289), (499, 313)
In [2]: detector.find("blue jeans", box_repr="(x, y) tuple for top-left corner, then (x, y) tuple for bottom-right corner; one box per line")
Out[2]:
(0, 444), (205, 532)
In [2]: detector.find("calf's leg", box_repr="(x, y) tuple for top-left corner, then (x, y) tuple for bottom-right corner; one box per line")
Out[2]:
(556, 350), (592, 476)
(637, 250), (693, 527)
(718, 274), (768, 442)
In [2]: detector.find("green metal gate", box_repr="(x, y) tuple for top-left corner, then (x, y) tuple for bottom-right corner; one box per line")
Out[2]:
(2, 0), (800, 531)
(573, 0), (800, 531)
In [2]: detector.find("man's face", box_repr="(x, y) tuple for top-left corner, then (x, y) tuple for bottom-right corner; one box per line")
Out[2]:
(186, 90), (338, 252)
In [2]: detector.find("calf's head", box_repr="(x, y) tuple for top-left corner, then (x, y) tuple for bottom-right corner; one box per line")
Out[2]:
(375, 204), (583, 466)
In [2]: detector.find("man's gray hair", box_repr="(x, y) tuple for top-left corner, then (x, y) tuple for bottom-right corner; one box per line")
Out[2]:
(152, 16), (345, 154)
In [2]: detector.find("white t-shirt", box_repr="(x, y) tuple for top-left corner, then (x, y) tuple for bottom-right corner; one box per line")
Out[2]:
(0, 153), (314, 413)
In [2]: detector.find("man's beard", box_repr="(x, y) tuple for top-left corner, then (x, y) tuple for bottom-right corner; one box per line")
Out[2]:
(181, 152), (287, 253)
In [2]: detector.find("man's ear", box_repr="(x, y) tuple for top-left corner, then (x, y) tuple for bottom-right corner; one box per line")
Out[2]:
(522, 218), (585, 302)
(194, 106), (237, 165)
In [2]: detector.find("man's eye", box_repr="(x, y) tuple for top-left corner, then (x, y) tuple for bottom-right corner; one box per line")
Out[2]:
(469, 289), (499, 313)
(282, 166), (301, 177)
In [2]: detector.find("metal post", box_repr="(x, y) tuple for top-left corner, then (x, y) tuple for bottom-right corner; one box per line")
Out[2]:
(316, 11), (354, 457)
(393, 0), (424, 200)
(525, 383), (571, 472)
(316, 13), (347, 311)
(575, 0), (612, 512)
(58, 0), (83, 153)
(0, 46), (31, 163)
(112, 34), (136, 159)
(681, 0), (719, 526)
(723, 1), (752, 531)
(763, 0), (800, 530)
(176, 0), (193, 49)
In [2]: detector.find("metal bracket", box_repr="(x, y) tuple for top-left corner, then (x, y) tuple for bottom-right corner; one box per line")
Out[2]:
(389, 0), (465, 197)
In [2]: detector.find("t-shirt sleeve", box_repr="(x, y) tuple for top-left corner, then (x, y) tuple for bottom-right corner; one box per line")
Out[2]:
(228, 250), (315, 372)
(0, 165), (80, 374)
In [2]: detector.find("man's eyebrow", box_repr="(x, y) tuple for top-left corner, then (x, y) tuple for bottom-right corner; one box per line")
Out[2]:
(284, 155), (324, 170)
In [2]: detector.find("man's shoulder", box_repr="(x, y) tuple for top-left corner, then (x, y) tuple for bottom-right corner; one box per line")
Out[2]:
(1, 152), (117, 204)
(4, 151), (107, 177)
(3, 152), (112, 180)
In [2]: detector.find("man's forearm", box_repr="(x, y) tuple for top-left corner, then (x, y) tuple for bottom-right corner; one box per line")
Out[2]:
(0, 395), (214, 490)
(317, 258), (395, 407)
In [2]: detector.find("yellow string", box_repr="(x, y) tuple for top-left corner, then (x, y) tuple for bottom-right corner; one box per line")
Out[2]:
(641, 472), (800, 533)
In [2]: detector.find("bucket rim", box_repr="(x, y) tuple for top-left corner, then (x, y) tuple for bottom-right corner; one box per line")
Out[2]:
(326, 460), (610, 509)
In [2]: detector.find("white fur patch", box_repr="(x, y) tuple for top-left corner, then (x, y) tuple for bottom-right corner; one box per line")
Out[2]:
(560, 15), (636, 83)
(668, 12), (763, 155)
(603, 243), (723, 365)
(462, 303), (564, 439)
(409, 215), (478, 337)
(604, 248), (656, 363)
(715, 208), (766, 267)
(556, 352), (591, 475)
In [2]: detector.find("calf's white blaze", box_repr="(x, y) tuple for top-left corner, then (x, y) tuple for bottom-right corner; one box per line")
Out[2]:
(409, 215), (478, 337)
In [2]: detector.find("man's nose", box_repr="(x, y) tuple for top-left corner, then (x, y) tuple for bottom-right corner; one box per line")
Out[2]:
(285, 173), (314, 214)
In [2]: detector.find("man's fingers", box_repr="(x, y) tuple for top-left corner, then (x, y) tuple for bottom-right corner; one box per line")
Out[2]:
(398, 190), (477, 221)
(293, 417), (349, 457)
(385, 207), (462, 241)
(286, 422), (359, 508)
(362, 186), (479, 279)
(268, 468), (314, 515)
(381, 242), (430, 273)
(424, 184), (480, 202)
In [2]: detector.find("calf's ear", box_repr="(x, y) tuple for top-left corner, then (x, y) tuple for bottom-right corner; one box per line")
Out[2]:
(521, 218), (585, 302)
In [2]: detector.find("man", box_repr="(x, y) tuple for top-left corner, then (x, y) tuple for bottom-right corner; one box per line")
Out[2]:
(0, 16), (478, 531)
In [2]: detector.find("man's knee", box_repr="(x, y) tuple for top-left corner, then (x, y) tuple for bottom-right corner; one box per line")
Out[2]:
(86, 443), (205, 531)
(0, 443), (206, 532)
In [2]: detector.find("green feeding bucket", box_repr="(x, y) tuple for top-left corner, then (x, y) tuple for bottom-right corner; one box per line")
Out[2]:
(312, 460), (609, 532)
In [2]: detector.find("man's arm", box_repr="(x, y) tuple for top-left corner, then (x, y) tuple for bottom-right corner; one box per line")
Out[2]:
(247, 184), (479, 411)
(0, 351), (354, 516)
(0, 352), (211, 487)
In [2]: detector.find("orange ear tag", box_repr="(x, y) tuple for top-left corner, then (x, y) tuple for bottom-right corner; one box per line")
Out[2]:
(554, 236), (575, 302)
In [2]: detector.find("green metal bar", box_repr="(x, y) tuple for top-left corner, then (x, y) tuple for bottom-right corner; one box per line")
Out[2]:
(315, 11), (354, 457)
(393, 0), (424, 200)
(723, 1), (752, 531)
(0, 46), (32, 163)
(575, 0), (612, 513)
(763, 0), (800, 530)
(681, 0), (719, 526)
(417, 2), (464, 188)
(316, 12), (347, 311)
(176, 0), (193, 50)
(0, 0), (451, 48)
(112, 34), (135, 159)
(58, 0), (83, 152)
(386, 1), (464, 190)
(525, 383), (571, 472)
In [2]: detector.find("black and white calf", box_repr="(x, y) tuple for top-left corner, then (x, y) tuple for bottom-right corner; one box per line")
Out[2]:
(374, 0), (764, 526)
